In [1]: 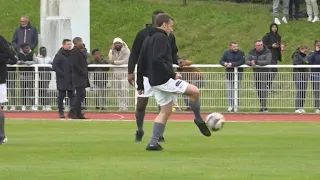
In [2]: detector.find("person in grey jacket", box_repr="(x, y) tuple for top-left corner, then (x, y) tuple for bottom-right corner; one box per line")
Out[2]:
(246, 39), (272, 112)
(11, 16), (38, 52)
(292, 44), (309, 113)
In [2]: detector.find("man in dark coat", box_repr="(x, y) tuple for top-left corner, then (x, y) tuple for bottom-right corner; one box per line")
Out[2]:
(262, 23), (282, 92)
(69, 37), (90, 119)
(52, 39), (74, 118)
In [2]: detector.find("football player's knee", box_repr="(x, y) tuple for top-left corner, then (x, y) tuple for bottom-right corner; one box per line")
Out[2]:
(186, 84), (200, 99)
(136, 97), (148, 112)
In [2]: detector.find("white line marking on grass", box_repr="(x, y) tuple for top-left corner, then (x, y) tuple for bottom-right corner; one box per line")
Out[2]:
(7, 118), (318, 122)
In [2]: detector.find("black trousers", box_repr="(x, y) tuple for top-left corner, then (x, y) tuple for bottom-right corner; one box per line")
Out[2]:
(39, 72), (51, 106)
(71, 87), (86, 116)
(20, 78), (35, 106)
(57, 90), (74, 114)
(254, 73), (268, 109)
(289, 0), (300, 19)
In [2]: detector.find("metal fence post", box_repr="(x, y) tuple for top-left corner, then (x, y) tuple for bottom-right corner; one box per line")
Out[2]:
(34, 65), (39, 109)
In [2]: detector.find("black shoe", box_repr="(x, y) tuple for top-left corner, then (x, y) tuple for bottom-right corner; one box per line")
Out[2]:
(78, 116), (88, 119)
(135, 130), (144, 142)
(158, 136), (165, 142)
(146, 143), (163, 151)
(67, 111), (73, 118)
(58, 113), (65, 118)
(194, 119), (211, 137)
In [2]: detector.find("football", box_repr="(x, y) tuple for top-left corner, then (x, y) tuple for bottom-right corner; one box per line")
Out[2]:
(205, 112), (225, 131)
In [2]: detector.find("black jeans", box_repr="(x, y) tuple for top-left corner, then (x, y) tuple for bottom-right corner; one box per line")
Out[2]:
(254, 73), (268, 109)
(311, 75), (320, 109)
(57, 90), (74, 114)
(289, 0), (300, 19)
(39, 72), (51, 106)
(71, 87), (86, 116)
(293, 72), (308, 109)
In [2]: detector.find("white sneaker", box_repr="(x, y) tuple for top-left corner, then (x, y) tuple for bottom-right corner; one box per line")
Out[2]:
(295, 109), (305, 113)
(0, 137), (8, 144)
(2, 106), (7, 111)
(46, 106), (52, 111)
(31, 106), (38, 111)
(308, 16), (313, 22)
(21, 106), (27, 111)
(315, 109), (320, 113)
(274, 18), (281, 25)
(227, 107), (234, 112)
(312, 16), (319, 22)
(282, 17), (288, 24)
(9, 106), (16, 111)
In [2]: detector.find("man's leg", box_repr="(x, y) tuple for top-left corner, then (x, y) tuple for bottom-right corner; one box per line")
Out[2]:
(0, 108), (6, 144)
(135, 97), (148, 141)
(183, 83), (211, 137)
(57, 90), (66, 117)
(146, 89), (173, 151)
(71, 87), (86, 118)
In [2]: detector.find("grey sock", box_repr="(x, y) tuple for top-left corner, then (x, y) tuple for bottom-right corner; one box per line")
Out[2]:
(149, 122), (165, 145)
(189, 99), (203, 122)
(0, 111), (5, 139)
(135, 110), (145, 131)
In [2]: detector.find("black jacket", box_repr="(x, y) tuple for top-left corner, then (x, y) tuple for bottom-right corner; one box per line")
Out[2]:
(52, 48), (73, 90)
(69, 47), (90, 88)
(128, 24), (179, 75)
(308, 50), (320, 73)
(262, 23), (282, 63)
(292, 50), (309, 72)
(137, 28), (176, 90)
(0, 36), (17, 84)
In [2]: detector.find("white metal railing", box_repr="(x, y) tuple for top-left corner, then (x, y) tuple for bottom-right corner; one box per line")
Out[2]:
(3, 64), (320, 113)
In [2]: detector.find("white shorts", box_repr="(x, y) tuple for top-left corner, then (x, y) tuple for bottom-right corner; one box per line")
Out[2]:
(152, 78), (189, 106)
(137, 77), (153, 97)
(0, 83), (8, 104)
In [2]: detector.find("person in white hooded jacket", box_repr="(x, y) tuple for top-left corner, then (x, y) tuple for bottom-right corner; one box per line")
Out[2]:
(37, 46), (52, 111)
(108, 37), (130, 111)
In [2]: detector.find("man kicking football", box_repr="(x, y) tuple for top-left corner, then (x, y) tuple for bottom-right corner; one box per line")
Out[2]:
(0, 35), (18, 144)
(128, 10), (183, 142)
(137, 13), (211, 151)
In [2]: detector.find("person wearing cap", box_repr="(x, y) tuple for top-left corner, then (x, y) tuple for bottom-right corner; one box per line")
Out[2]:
(108, 37), (130, 111)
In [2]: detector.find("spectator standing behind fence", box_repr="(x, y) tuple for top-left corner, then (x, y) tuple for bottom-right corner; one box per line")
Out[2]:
(305, 0), (319, 22)
(219, 41), (245, 112)
(52, 39), (74, 118)
(69, 37), (90, 119)
(37, 46), (52, 111)
(246, 40), (272, 112)
(177, 59), (204, 111)
(11, 16), (38, 52)
(80, 44), (91, 110)
(108, 37), (130, 111)
(17, 43), (38, 111)
(292, 45), (309, 113)
(262, 23), (283, 93)
(272, 0), (289, 24)
(308, 41), (320, 113)
(88, 49), (110, 110)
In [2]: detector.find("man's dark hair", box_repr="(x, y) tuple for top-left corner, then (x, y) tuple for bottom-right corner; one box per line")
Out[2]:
(20, 43), (29, 48)
(62, 39), (71, 45)
(154, 13), (174, 27)
(39, 46), (46, 51)
(91, 49), (99, 55)
(152, 10), (165, 25)
(73, 37), (82, 44)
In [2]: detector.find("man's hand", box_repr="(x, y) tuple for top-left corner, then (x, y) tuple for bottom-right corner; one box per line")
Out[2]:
(178, 58), (185, 68)
(227, 62), (232, 67)
(175, 73), (182, 79)
(224, 62), (228, 67)
(17, 60), (24, 65)
(250, 60), (256, 66)
(272, 43), (279, 48)
(128, 73), (135, 86)
(137, 89), (144, 95)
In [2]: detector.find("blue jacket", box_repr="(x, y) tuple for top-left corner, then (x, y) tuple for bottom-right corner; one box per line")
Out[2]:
(308, 50), (320, 73)
(11, 22), (38, 52)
